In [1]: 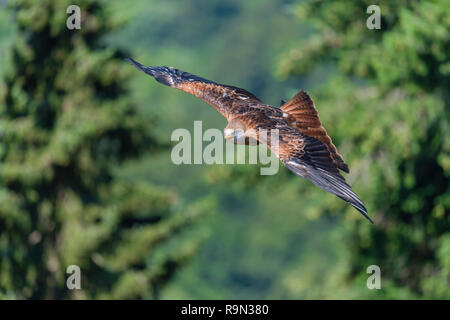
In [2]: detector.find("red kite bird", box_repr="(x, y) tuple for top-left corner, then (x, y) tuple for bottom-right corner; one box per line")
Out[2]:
(128, 58), (372, 223)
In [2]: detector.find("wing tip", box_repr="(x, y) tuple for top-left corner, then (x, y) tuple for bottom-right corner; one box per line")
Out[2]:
(332, 181), (372, 224)
(285, 160), (373, 224)
(126, 57), (156, 76)
(126, 58), (176, 86)
(332, 186), (373, 224)
(126, 57), (144, 70)
(348, 199), (373, 224)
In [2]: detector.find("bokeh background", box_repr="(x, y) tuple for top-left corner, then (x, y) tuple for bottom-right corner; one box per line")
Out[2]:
(0, 0), (448, 299)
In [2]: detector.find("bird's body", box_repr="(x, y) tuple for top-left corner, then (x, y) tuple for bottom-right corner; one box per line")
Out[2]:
(128, 58), (372, 223)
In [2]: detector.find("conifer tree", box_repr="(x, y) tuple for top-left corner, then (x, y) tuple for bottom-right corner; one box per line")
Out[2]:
(280, 0), (449, 298)
(0, 0), (206, 299)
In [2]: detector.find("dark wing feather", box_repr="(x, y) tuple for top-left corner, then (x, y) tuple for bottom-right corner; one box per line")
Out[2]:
(127, 58), (261, 119)
(249, 122), (371, 223)
(282, 136), (371, 223)
(281, 90), (349, 173)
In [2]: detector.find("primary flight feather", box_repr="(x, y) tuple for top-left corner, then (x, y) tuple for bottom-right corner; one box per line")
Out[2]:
(127, 58), (372, 223)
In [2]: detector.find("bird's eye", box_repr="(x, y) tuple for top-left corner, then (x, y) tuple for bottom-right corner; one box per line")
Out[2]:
(224, 128), (234, 136)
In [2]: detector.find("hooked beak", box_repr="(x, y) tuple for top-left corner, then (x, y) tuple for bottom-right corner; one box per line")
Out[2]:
(224, 129), (236, 140)
(225, 129), (246, 144)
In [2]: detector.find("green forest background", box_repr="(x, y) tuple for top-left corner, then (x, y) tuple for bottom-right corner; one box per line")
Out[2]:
(0, 0), (448, 299)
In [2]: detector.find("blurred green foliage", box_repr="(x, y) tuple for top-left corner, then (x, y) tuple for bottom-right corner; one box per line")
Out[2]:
(0, 0), (208, 299)
(0, 0), (448, 300)
(108, 0), (340, 300)
(277, 0), (450, 298)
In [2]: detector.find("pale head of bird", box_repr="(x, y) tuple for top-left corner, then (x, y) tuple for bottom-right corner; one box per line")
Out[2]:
(224, 119), (246, 143)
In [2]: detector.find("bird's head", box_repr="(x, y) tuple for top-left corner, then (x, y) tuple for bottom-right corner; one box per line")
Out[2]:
(224, 119), (247, 143)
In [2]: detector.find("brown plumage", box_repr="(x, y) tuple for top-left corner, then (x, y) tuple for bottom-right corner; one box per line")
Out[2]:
(280, 90), (349, 173)
(128, 58), (372, 223)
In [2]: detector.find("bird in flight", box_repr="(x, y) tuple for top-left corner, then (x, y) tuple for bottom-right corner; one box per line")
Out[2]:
(127, 58), (372, 223)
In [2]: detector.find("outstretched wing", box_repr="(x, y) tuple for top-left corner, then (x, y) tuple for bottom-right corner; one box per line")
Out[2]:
(281, 90), (349, 173)
(127, 58), (262, 119)
(249, 121), (371, 223)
